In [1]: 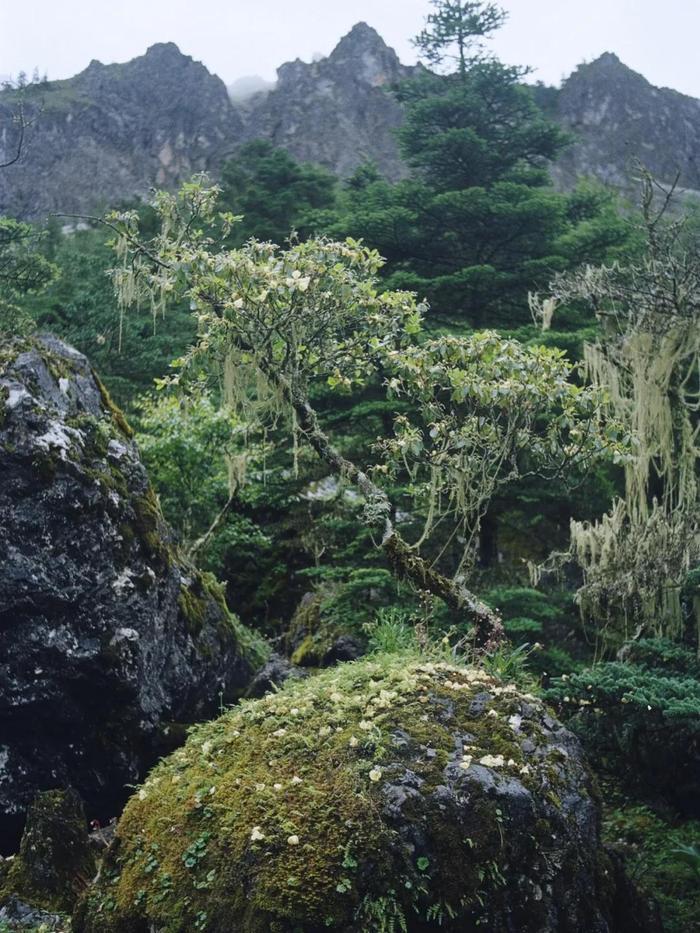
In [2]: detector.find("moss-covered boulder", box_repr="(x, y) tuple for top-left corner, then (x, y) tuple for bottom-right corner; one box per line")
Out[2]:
(0, 336), (267, 851)
(75, 654), (653, 932)
(0, 789), (94, 914)
(285, 591), (364, 667)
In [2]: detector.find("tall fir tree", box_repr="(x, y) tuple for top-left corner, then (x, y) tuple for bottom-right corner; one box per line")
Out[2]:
(329, 1), (628, 328)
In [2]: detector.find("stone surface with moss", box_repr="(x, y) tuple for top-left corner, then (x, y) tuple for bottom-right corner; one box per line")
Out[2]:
(0, 789), (94, 915)
(75, 653), (655, 932)
(0, 335), (268, 852)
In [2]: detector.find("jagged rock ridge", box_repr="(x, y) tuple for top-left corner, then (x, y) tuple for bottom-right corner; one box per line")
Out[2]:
(2, 27), (700, 219)
(551, 52), (700, 194)
(0, 42), (240, 219)
(236, 22), (416, 180)
(0, 24), (411, 219)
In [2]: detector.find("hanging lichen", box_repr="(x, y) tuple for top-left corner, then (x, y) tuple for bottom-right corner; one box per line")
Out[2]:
(540, 173), (700, 649)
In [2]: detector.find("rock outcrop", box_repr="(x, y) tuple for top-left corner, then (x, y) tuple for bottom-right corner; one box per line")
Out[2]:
(0, 789), (94, 914)
(238, 23), (415, 181)
(75, 654), (657, 932)
(0, 42), (240, 220)
(551, 52), (700, 195)
(3, 29), (700, 220)
(0, 335), (267, 851)
(0, 24), (411, 220)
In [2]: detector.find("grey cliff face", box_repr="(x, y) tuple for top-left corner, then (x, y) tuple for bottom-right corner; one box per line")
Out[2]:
(0, 336), (264, 851)
(0, 43), (241, 220)
(551, 52), (700, 194)
(0, 24), (413, 220)
(2, 31), (700, 221)
(238, 22), (415, 180)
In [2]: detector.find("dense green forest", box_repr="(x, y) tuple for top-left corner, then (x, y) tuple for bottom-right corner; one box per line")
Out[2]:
(1, 2), (699, 931)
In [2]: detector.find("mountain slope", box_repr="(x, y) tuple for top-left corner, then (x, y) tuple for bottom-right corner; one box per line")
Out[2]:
(0, 24), (411, 220)
(0, 42), (239, 219)
(2, 28), (700, 220)
(238, 22), (415, 180)
(551, 52), (700, 194)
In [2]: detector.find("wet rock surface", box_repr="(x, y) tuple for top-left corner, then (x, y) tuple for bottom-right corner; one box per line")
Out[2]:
(0, 336), (265, 851)
(245, 652), (307, 698)
(0, 896), (66, 931)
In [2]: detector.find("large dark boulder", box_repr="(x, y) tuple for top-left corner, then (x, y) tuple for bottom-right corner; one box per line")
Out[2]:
(75, 654), (657, 932)
(0, 336), (267, 851)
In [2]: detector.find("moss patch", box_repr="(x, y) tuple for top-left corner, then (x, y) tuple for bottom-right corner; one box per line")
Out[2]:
(93, 371), (134, 439)
(76, 654), (594, 932)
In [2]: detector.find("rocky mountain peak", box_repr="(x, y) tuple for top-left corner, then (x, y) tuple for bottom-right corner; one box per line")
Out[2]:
(562, 52), (650, 102)
(240, 21), (414, 180)
(142, 40), (188, 62)
(552, 51), (700, 193)
(3, 25), (700, 219)
(328, 22), (405, 86)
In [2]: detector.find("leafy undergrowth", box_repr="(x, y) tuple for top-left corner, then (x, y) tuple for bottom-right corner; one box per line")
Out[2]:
(602, 784), (700, 933)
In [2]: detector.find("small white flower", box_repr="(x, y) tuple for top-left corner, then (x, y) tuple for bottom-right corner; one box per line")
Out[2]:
(319, 725), (332, 737)
(138, 789), (148, 801)
(479, 754), (505, 768)
(460, 755), (473, 770)
(290, 707), (300, 716)
(369, 768), (382, 783)
(486, 709), (498, 719)
(250, 826), (265, 842)
(359, 720), (373, 731)
(201, 741), (212, 755)
(287, 834), (300, 846)
(255, 782), (266, 792)
(272, 728), (287, 738)
(348, 735), (359, 747)
(273, 783), (283, 792)
(291, 776), (303, 785)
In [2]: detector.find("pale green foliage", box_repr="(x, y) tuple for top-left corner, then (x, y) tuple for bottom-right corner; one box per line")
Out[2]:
(108, 177), (623, 597)
(135, 386), (258, 551)
(379, 331), (628, 573)
(0, 217), (56, 335)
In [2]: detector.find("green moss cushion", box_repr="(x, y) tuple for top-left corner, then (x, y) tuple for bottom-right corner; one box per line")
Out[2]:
(75, 655), (644, 933)
(76, 654), (645, 932)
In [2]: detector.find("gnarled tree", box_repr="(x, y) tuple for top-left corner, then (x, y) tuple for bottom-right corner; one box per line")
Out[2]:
(103, 178), (621, 652)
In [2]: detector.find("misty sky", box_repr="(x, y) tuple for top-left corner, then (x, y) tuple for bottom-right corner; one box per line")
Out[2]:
(2, 0), (699, 97)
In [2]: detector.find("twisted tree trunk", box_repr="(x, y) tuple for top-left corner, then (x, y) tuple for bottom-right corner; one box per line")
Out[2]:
(276, 368), (504, 652)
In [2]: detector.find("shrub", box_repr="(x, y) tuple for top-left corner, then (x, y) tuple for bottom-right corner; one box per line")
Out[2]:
(603, 789), (700, 933)
(546, 661), (700, 814)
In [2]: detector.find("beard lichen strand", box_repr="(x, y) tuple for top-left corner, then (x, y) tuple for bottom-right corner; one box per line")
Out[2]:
(571, 317), (700, 641)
